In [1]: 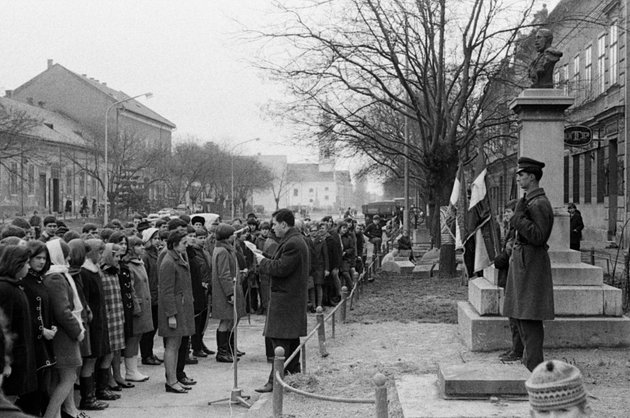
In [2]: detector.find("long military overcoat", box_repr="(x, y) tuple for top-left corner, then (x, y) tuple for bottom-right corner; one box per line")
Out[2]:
(259, 227), (309, 339)
(503, 187), (555, 320)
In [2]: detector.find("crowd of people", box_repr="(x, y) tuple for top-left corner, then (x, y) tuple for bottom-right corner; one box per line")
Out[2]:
(0, 207), (376, 417)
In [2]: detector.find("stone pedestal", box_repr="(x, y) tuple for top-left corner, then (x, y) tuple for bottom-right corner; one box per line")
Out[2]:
(458, 89), (630, 351)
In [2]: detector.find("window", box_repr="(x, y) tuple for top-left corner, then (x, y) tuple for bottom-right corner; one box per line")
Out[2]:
(585, 45), (592, 93)
(584, 151), (592, 203)
(28, 165), (35, 194)
(309, 188), (313, 193)
(9, 162), (17, 195)
(325, 195), (329, 200)
(609, 24), (618, 85)
(66, 168), (73, 193)
(597, 34), (606, 93)
(324, 187), (329, 191)
(562, 64), (569, 94)
(553, 71), (560, 89)
(573, 54), (580, 95)
(293, 188), (298, 197)
(564, 156), (569, 204)
(79, 171), (85, 196)
(597, 147), (605, 203)
(572, 154), (580, 203)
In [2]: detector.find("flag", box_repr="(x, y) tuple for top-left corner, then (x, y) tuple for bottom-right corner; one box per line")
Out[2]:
(447, 163), (467, 249)
(464, 168), (501, 273)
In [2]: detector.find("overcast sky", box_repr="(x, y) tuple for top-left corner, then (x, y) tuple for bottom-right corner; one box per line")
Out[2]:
(0, 0), (557, 171)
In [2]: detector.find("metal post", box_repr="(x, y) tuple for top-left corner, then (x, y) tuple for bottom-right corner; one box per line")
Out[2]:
(374, 373), (388, 418)
(332, 311), (336, 338)
(341, 286), (348, 323)
(272, 347), (285, 418)
(316, 307), (329, 357)
(231, 155), (235, 220)
(301, 345), (307, 373)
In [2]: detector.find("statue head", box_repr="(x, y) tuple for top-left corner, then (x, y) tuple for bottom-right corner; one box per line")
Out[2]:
(534, 29), (553, 52)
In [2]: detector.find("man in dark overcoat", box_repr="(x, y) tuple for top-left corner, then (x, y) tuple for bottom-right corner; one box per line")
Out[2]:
(254, 208), (309, 393)
(503, 157), (554, 372)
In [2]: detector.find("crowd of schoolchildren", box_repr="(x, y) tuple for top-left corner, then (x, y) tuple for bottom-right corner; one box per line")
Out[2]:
(0, 210), (370, 418)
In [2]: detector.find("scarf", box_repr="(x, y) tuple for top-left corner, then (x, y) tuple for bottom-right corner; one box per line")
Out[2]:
(46, 239), (84, 332)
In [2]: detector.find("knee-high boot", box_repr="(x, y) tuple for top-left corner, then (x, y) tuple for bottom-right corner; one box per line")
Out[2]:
(79, 375), (109, 410)
(95, 368), (120, 401)
(215, 330), (234, 363)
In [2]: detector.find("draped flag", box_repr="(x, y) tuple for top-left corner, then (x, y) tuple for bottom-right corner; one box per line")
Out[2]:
(464, 168), (501, 273)
(447, 163), (467, 249)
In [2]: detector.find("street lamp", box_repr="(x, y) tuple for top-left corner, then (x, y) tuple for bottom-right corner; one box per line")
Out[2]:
(103, 92), (152, 224)
(230, 137), (260, 219)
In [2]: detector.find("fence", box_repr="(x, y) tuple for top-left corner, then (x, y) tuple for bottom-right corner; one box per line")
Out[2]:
(270, 261), (388, 418)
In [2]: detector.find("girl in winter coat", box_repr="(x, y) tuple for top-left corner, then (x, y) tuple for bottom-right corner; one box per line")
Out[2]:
(15, 241), (56, 416)
(211, 224), (246, 363)
(124, 236), (153, 382)
(43, 239), (86, 418)
(0, 245), (37, 400)
(158, 231), (195, 394)
(97, 244), (125, 398)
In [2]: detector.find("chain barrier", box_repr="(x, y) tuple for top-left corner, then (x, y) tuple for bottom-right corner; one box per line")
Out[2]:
(271, 259), (388, 417)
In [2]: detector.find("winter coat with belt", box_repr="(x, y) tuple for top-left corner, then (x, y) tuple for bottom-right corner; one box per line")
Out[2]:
(211, 241), (246, 320)
(158, 249), (195, 338)
(259, 227), (309, 339)
(503, 187), (555, 320)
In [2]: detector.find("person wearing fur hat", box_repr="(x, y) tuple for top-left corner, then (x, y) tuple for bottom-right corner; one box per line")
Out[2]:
(211, 223), (246, 363)
(526, 360), (591, 416)
(39, 216), (58, 243)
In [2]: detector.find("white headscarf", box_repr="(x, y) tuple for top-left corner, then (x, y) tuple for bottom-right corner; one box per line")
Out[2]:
(46, 238), (84, 331)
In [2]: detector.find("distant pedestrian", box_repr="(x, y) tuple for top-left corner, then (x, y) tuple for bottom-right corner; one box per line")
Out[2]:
(568, 203), (584, 251)
(503, 157), (554, 372)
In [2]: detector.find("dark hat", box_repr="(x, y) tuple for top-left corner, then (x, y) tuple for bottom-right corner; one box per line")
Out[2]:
(191, 215), (205, 226)
(215, 223), (235, 241)
(516, 157), (545, 174)
(137, 220), (151, 233)
(43, 215), (57, 226)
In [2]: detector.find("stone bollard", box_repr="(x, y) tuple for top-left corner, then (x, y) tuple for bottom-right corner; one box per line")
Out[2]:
(316, 306), (329, 357)
(272, 347), (285, 418)
(590, 247), (595, 265)
(374, 373), (388, 418)
(341, 286), (348, 323)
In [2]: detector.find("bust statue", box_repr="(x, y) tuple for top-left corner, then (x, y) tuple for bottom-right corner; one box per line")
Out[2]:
(528, 29), (563, 88)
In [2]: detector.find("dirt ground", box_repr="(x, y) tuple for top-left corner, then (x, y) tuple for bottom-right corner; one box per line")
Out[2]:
(271, 274), (630, 418)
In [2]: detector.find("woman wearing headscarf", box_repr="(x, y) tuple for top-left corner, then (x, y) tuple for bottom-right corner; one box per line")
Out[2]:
(15, 241), (56, 416)
(95, 243), (124, 400)
(211, 224), (246, 363)
(43, 239), (85, 418)
(124, 236), (153, 382)
(78, 238), (112, 409)
(0, 245), (37, 401)
(158, 230), (195, 394)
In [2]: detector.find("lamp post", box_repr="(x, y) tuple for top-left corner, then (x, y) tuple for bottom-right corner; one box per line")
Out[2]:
(230, 137), (260, 219)
(103, 92), (152, 224)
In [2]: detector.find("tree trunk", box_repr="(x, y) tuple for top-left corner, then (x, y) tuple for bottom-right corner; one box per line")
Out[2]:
(438, 243), (456, 278)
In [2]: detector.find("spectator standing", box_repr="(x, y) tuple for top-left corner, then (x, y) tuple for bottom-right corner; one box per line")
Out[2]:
(254, 209), (309, 393)
(568, 203), (584, 251)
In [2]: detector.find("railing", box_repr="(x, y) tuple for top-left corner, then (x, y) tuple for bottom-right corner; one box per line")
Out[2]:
(270, 260), (388, 417)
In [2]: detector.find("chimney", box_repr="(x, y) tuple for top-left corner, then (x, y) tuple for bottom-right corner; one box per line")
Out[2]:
(47, 59), (53, 69)
(5, 90), (12, 98)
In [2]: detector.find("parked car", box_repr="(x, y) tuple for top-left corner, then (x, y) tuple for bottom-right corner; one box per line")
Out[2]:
(191, 213), (221, 226)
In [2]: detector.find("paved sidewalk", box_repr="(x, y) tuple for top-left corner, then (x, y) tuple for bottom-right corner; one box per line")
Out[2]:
(85, 315), (272, 418)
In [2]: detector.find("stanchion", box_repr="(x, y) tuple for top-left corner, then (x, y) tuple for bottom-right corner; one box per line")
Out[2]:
(374, 373), (388, 418)
(208, 274), (251, 408)
(341, 286), (348, 323)
(316, 307), (329, 357)
(272, 347), (285, 418)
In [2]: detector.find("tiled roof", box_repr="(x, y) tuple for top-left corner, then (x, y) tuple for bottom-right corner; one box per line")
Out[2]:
(0, 97), (92, 148)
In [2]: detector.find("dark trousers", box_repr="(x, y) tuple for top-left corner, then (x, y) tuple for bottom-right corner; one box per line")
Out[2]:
(515, 319), (544, 371)
(140, 304), (159, 359)
(176, 336), (190, 380)
(191, 310), (208, 351)
(508, 317), (524, 355)
(267, 338), (300, 384)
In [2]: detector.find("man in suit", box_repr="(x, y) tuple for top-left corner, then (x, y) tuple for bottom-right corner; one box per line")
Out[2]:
(254, 209), (309, 393)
